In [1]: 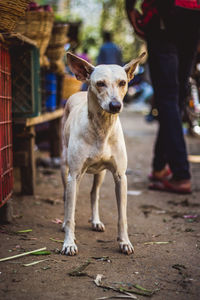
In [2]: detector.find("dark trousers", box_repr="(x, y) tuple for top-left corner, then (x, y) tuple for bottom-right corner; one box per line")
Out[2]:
(146, 7), (200, 180)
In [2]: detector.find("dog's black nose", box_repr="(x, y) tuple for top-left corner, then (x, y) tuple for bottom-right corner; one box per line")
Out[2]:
(109, 101), (121, 113)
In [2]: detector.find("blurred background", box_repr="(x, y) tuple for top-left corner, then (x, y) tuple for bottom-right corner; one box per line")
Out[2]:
(1, 0), (199, 211)
(36, 0), (144, 63)
(0, 0), (147, 206)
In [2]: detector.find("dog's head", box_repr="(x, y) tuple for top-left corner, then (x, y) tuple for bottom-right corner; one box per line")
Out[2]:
(67, 52), (145, 114)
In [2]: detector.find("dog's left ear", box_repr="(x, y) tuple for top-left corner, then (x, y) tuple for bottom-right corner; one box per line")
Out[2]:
(67, 52), (95, 82)
(124, 52), (146, 82)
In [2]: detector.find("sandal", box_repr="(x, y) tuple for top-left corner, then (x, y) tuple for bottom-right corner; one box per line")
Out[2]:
(148, 166), (172, 181)
(149, 179), (192, 194)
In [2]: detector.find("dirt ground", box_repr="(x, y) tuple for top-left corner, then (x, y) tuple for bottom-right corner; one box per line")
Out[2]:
(0, 107), (200, 300)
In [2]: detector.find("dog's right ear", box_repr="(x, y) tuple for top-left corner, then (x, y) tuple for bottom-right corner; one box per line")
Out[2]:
(67, 52), (95, 82)
(124, 52), (146, 82)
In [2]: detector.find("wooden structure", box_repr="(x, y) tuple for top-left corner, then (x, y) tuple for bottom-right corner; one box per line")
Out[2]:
(13, 108), (64, 195)
(2, 33), (64, 196)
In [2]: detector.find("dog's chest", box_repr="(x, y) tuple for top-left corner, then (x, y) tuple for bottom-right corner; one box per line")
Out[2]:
(84, 145), (114, 174)
(86, 160), (111, 174)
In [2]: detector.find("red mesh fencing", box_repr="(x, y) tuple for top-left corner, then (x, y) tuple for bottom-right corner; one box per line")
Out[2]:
(0, 44), (13, 207)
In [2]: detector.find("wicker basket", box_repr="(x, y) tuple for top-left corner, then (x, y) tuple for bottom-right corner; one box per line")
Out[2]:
(14, 11), (54, 67)
(48, 23), (69, 47)
(0, 0), (30, 33)
(62, 74), (82, 100)
(46, 23), (69, 74)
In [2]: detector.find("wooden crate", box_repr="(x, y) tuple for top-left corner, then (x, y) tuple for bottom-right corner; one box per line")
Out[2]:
(11, 45), (41, 118)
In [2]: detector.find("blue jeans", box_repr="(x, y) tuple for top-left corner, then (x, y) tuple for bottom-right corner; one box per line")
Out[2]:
(146, 7), (200, 180)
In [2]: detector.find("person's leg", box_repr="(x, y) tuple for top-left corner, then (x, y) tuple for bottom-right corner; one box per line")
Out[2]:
(147, 32), (191, 180)
(171, 8), (200, 177)
(176, 11), (200, 113)
(147, 9), (200, 193)
(146, 37), (168, 173)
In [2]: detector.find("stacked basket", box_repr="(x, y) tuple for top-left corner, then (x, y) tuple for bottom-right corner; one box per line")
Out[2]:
(0, 0), (30, 33)
(14, 11), (54, 67)
(46, 23), (69, 75)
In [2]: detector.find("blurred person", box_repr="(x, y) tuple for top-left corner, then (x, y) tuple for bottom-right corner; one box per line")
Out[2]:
(78, 47), (91, 63)
(97, 31), (123, 66)
(126, 0), (200, 194)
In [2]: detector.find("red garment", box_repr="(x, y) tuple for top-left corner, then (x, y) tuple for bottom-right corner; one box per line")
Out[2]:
(140, 0), (158, 27)
(132, 0), (200, 33)
(175, 0), (200, 10)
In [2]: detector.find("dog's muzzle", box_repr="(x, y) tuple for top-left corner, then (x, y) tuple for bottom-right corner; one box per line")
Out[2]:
(109, 101), (121, 114)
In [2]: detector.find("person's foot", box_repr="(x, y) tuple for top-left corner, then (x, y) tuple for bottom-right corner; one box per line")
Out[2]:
(149, 178), (191, 194)
(148, 166), (172, 181)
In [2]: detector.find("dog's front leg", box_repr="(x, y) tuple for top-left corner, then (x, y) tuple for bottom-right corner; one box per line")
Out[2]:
(62, 173), (80, 256)
(90, 170), (106, 232)
(114, 172), (134, 255)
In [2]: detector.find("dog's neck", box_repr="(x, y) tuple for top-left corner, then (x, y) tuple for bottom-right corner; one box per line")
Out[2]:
(87, 88), (118, 139)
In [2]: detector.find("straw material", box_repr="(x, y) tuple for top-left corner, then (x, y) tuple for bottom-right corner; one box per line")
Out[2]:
(0, 0), (30, 32)
(62, 75), (82, 100)
(48, 23), (69, 48)
(46, 23), (69, 74)
(48, 60), (66, 75)
(14, 11), (54, 67)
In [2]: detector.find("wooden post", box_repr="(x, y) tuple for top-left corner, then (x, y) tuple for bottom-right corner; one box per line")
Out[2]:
(49, 118), (61, 158)
(16, 126), (36, 195)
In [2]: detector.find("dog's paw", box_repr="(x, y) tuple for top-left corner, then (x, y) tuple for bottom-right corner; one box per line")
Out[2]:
(92, 221), (105, 232)
(61, 242), (78, 256)
(119, 241), (134, 255)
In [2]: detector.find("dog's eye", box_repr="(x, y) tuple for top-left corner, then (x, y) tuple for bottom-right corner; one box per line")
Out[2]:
(119, 80), (126, 87)
(96, 81), (106, 88)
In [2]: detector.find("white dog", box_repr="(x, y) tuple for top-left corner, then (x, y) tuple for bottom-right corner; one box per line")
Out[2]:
(61, 52), (145, 256)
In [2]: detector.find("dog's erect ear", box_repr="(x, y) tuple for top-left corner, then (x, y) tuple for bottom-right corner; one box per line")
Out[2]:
(67, 52), (95, 82)
(124, 52), (146, 82)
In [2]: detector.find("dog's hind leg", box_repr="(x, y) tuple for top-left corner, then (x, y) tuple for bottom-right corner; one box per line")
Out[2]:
(61, 163), (69, 234)
(61, 163), (69, 202)
(61, 146), (69, 199)
(90, 170), (106, 232)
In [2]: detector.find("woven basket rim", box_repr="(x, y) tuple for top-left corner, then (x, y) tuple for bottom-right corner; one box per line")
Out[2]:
(15, 11), (54, 24)
(0, 0), (30, 9)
